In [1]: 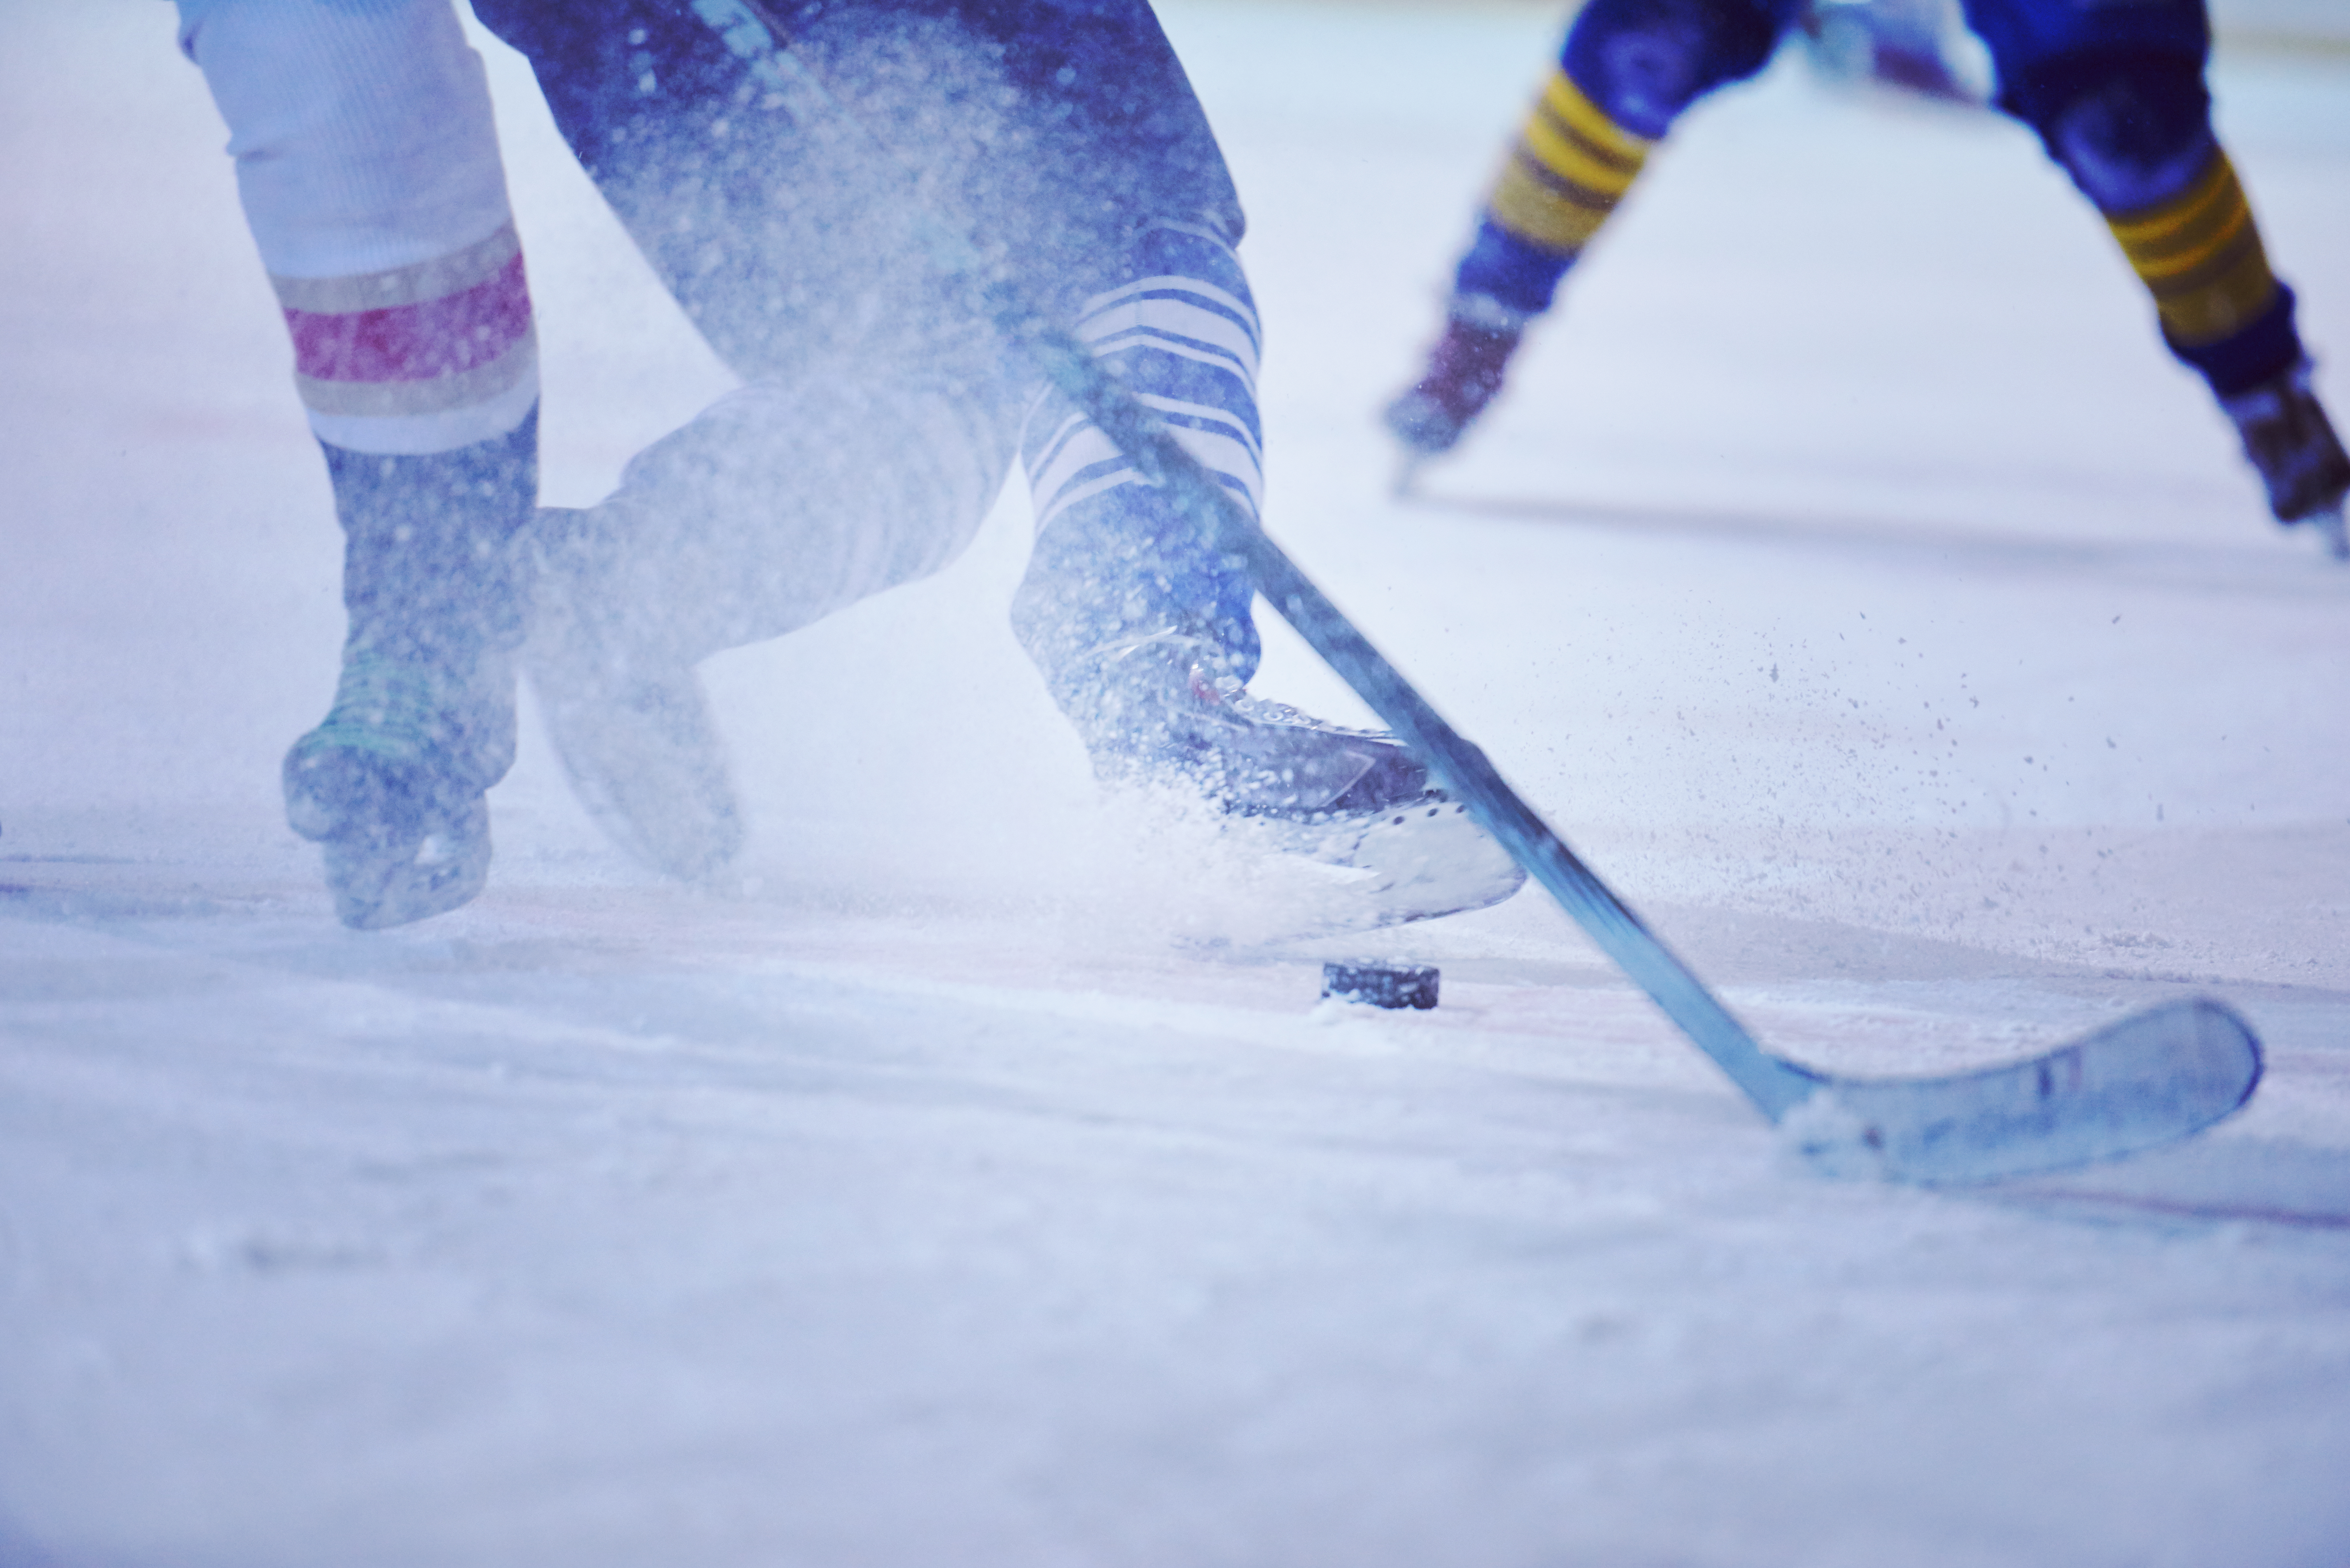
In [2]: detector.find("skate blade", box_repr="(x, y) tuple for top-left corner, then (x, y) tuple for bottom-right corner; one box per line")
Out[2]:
(322, 797), (491, 930)
(2306, 503), (2350, 561)
(526, 610), (743, 883)
(536, 696), (744, 881)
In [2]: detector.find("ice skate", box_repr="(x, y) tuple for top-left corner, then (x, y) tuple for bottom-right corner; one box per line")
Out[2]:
(281, 416), (539, 931)
(2222, 359), (2350, 559)
(1384, 302), (1527, 483)
(524, 506), (743, 881)
(1069, 633), (1526, 927)
(284, 648), (513, 930)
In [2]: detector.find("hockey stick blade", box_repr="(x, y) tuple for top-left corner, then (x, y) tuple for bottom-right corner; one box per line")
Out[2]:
(687, 0), (2265, 1182)
(1779, 998), (2261, 1185)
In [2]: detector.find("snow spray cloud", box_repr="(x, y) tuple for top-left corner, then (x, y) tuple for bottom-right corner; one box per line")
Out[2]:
(508, 4), (1261, 916)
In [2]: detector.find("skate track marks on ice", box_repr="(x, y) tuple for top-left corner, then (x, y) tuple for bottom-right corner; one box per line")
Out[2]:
(7, 869), (2350, 1564)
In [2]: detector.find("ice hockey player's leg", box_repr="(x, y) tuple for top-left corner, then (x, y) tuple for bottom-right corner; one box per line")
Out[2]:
(1986, 12), (2349, 547)
(2077, 88), (2349, 540)
(1013, 223), (1266, 738)
(1386, 0), (1796, 465)
(182, 0), (541, 927)
(525, 500), (740, 882)
(1014, 224), (1524, 923)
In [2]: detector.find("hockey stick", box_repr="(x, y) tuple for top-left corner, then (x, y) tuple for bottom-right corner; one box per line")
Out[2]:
(683, 0), (2262, 1184)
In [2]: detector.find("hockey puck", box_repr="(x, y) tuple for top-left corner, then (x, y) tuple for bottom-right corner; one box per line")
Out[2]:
(1322, 961), (1439, 1010)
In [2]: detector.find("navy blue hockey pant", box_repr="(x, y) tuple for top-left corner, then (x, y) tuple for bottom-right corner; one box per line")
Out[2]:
(476, 0), (1269, 684)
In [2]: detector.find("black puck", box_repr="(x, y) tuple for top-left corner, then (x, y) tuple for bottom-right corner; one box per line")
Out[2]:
(1322, 961), (1439, 1010)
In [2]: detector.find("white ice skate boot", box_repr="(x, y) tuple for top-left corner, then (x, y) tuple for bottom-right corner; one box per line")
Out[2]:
(284, 648), (511, 930)
(524, 506), (743, 880)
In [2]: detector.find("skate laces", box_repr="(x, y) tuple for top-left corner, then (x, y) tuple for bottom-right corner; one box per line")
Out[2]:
(1083, 631), (1387, 737)
(302, 648), (512, 775)
(1070, 628), (1433, 816)
(303, 653), (454, 761)
(284, 645), (518, 847)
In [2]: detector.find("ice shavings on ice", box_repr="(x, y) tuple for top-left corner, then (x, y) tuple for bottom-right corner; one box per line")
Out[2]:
(5, 1), (2350, 1564)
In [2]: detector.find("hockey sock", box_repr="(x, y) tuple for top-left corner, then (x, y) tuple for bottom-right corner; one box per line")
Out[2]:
(2103, 147), (2302, 397)
(185, 0), (542, 664)
(1453, 66), (1655, 320)
(272, 221), (540, 464)
(1012, 221), (1266, 703)
(186, 0), (543, 924)
(285, 227), (541, 824)
(1440, 0), (1802, 323)
(2011, 49), (2305, 400)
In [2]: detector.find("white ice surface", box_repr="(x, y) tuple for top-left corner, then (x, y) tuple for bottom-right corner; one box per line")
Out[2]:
(5, 3), (2350, 1564)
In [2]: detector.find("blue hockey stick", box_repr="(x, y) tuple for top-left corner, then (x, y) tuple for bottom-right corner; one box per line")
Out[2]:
(686, 0), (2262, 1183)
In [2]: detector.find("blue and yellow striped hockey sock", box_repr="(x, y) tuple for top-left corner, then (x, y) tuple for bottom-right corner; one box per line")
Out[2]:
(2104, 147), (2281, 363)
(1484, 65), (1655, 269)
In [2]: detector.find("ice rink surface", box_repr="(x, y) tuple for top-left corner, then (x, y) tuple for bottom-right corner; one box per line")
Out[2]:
(4, 2), (2350, 1563)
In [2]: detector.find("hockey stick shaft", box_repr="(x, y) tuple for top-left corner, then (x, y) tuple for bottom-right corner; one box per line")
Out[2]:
(959, 321), (2262, 1177)
(687, 0), (1813, 1119)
